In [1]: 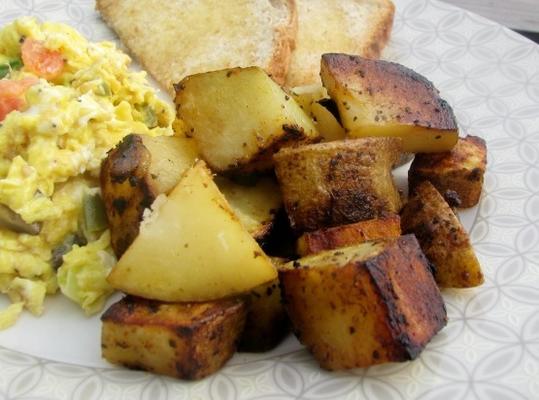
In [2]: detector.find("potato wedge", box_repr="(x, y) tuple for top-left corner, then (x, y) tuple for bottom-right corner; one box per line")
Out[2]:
(101, 296), (246, 380)
(289, 84), (328, 115)
(310, 102), (346, 142)
(289, 86), (344, 142)
(100, 134), (199, 257)
(280, 235), (447, 370)
(401, 181), (483, 288)
(215, 176), (282, 241)
(409, 135), (487, 208)
(296, 214), (401, 256)
(273, 137), (402, 232)
(320, 53), (458, 153)
(101, 134), (281, 252)
(175, 67), (320, 172)
(107, 160), (277, 302)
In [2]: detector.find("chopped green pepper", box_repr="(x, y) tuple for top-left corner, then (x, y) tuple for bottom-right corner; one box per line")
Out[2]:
(0, 58), (22, 79)
(82, 192), (108, 238)
(137, 104), (157, 128)
(96, 81), (111, 96)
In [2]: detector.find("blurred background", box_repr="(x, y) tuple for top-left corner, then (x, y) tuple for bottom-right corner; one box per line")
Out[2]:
(443, 0), (539, 42)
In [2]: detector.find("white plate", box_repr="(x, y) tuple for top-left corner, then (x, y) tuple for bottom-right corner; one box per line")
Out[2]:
(1, 0), (539, 399)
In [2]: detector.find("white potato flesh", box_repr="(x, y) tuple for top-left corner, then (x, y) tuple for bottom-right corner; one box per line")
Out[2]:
(107, 160), (277, 302)
(176, 67), (319, 172)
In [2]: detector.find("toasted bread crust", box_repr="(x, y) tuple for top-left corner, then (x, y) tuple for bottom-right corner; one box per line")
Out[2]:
(96, 0), (297, 93)
(361, 1), (395, 59)
(267, 0), (297, 85)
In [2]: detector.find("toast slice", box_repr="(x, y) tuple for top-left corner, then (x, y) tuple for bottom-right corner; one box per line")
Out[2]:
(285, 0), (395, 87)
(96, 0), (297, 94)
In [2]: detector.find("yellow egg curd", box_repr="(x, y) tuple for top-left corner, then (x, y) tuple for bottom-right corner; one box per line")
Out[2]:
(0, 17), (174, 328)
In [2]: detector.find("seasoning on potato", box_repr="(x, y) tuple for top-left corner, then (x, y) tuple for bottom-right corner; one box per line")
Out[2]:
(175, 66), (320, 172)
(401, 181), (484, 288)
(409, 135), (487, 208)
(280, 235), (447, 370)
(296, 214), (401, 256)
(320, 53), (459, 153)
(101, 295), (247, 380)
(273, 137), (402, 232)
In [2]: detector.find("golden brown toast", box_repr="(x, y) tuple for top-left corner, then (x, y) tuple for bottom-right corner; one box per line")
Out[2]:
(96, 0), (297, 94)
(286, 0), (395, 87)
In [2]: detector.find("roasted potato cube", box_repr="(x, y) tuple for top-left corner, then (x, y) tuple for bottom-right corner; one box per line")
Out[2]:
(401, 181), (484, 287)
(280, 235), (447, 370)
(320, 53), (458, 153)
(215, 176), (282, 241)
(296, 214), (401, 256)
(107, 160), (277, 302)
(100, 134), (198, 257)
(273, 137), (402, 232)
(175, 67), (319, 172)
(239, 268), (289, 352)
(101, 296), (246, 380)
(409, 135), (487, 208)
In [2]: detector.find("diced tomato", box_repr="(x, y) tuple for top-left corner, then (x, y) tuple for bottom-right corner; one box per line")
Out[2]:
(0, 77), (39, 121)
(21, 38), (64, 80)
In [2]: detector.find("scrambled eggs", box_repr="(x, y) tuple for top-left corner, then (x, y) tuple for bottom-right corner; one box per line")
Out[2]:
(0, 18), (174, 328)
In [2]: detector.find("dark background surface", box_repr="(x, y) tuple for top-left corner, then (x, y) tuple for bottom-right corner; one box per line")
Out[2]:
(516, 30), (539, 43)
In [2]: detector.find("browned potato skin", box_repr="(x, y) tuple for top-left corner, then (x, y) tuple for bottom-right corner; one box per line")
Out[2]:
(320, 53), (457, 130)
(280, 235), (447, 370)
(296, 214), (401, 256)
(409, 136), (487, 208)
(100, 134), (155, 258)
(401, 181), (484, 288)
(100, 133), (199, 257)
(237, 124), (320, 174)
(273, 137), (402, 232)
(238, 276), (289, 352)
(101, 296), (246, 380)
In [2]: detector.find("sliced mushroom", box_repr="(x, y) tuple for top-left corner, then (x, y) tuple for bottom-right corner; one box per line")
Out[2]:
(0, 204), (41, 235)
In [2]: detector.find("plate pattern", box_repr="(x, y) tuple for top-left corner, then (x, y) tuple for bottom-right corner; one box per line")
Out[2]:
(1, 0), (539, 399)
